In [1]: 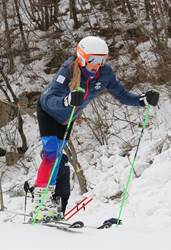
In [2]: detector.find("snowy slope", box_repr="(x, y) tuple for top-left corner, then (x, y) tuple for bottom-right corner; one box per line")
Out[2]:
(0, 221), (171, 250)
(1, 94), (171, 250)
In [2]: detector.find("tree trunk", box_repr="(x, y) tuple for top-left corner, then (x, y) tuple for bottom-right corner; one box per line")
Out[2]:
(0, 172), (5, 211)
(121, 0), (127, 14)
(69, 0), (79, 29)
(0, 67), (18, 103)
(0, 68), (28, 155)
(144, 0), (151, 20)
(17, 112), (28, 154)
(14, 0), (30, 59)
(65, 140), (88, 194)
(2, 0), (14, 73)
(125, 0), (135, 19)
(53, 0), (59, 22)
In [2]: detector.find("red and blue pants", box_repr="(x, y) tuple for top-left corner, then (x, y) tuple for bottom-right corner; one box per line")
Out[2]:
(35, 100), (73, 188)
(35, 136), (65, 187)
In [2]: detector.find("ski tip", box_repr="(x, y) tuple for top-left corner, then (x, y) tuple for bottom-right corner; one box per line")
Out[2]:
(69, 221), (84, 228)
(97, 218), (123, 229)
(103, 217), (122, 225)
(97, 222), (112, 229)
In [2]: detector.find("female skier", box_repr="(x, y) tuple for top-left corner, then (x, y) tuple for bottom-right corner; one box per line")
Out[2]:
(33, 36), (159, 221)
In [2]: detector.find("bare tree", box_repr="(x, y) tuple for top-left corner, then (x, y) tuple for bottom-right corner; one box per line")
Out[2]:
(14, 0), (30, 60)
(77, 0), (94, 33)
(0, 171), (5, 211)
(119, 0), (135, 19)
(138, 0), (171, 82)
(2, 0), (15, 72)
(0, 148), (6, 157)
(69, 0), (79, 29)
(144, 0), (151, 20)
(65, 140), (88, 194)
(0, 67), (28, 155)
(23, 0), (60, 31)
(82, 98), (110, 145)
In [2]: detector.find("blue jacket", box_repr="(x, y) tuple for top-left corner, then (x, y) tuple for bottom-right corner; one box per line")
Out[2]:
(40, 56), (142, 125)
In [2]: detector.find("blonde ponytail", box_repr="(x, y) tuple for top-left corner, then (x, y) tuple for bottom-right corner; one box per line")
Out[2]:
(69, 58), (81, 91)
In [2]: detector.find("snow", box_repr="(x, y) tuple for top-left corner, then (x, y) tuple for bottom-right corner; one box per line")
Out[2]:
(136, 41), (158, 67)
(0, 222), (171, 250)
(1, 94), (171, 249)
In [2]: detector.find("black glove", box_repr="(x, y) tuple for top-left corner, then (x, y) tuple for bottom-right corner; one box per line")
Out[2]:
(64, 89), (85, 107)
(139, 90), (159, 107)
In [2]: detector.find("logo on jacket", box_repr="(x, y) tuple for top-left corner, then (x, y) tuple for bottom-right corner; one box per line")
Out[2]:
(56, 75), (65, 84)
(94, 82), (102, 90)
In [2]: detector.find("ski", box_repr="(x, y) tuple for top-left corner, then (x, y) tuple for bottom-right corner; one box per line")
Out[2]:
(97, 221), (113, 229)
(4, 209), (84, 229)
(4, 210), (121, 230)
(97, 217), (122, 229)
(41, 220), (84, 229)
(40, 223), (82, 233)
(39, 220), (84, 228)
(26, 219), (84, 233)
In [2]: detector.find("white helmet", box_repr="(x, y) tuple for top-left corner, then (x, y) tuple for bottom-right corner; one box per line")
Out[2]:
(77, 36), (109, 67)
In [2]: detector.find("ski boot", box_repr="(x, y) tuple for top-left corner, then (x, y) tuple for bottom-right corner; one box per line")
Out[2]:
(32, 186), (63, 222)
(51, 195), (64, 221)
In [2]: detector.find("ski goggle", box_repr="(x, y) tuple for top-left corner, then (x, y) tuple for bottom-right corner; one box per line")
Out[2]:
(77, 45), (108, 66)
(87, 55), (108, 65)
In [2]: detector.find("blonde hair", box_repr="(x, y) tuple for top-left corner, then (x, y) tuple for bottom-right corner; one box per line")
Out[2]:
(69, 58), (81, 91)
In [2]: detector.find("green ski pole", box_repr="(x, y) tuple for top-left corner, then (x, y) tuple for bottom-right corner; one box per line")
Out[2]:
(32, 87), (84, 224)
(116, 105), (151, 225)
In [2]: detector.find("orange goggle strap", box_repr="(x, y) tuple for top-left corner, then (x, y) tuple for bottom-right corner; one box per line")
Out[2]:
(77, 46), (87, 67)
(77, 45), (108, 67)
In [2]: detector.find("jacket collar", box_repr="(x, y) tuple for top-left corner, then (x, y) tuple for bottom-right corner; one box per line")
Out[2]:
(81, 66), (100, 80)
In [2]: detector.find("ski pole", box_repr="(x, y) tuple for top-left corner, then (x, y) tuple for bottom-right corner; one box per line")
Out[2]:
(116, 105), (151, 225)
(32, 87), (84, 224)
(23, 181), (30, 223)
(24, 191), (27, 223)
(24, 181), (34, 222)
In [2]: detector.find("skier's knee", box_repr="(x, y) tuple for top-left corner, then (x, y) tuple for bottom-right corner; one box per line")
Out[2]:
(41, 136), (62, 159)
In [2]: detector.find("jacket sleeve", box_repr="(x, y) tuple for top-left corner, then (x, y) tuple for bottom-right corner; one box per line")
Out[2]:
(40, 65), (71, 112)
(106, 72), (142, 106)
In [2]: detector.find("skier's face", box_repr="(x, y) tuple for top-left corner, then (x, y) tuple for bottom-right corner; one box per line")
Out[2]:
(86, 63), (101, 73)
(85, 54), (107, 72)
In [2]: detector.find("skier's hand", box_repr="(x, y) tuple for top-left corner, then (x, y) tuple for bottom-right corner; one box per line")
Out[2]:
(64, 89), (85, 107)
(139, 90), (159, 107)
